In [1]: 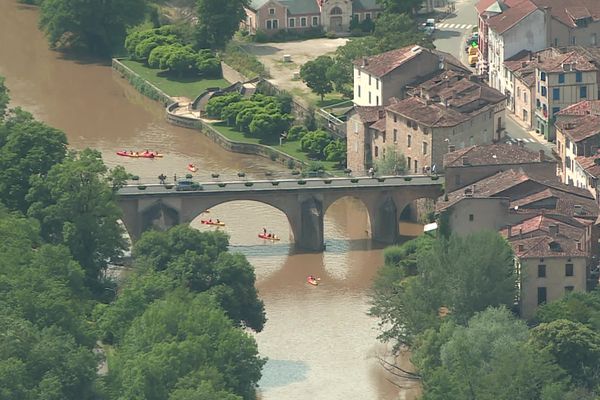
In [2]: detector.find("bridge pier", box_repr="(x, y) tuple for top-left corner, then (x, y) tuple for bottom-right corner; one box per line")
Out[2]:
(289, 196), (325, 252)
(369, 195), (399, 244)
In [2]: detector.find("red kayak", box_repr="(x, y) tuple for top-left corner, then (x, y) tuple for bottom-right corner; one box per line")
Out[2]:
(116, 151), (163, 158)
(188, 164), (197, 172)
(201, 220), (225, 226)
(307, 276), (319, 286)
(258, 233), (280, 241)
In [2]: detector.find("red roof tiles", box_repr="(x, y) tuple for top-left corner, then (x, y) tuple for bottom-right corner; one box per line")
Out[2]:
(487, 0), (538, 34)
(443, 143), (554, 167)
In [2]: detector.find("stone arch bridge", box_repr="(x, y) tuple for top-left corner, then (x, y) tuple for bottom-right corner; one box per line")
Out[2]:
(117, 176), (444, 252)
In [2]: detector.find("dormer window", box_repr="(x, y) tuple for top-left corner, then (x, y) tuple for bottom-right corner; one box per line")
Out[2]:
(549, 241), (562, 252)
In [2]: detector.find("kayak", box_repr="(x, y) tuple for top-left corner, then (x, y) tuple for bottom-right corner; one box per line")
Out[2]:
(116, 151), (163, 158)
(188, 164), (197, 172)
(201, 220), (225, 226)
(258, 233), (280, 241)
(307, 276), (319, 286)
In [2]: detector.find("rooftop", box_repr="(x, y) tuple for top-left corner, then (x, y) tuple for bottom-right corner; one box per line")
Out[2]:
(508, 234), (587, 258)
(501, 213), (585, 240)
(557, 100), (600, 116)
(443, 143), (554, 168)
(555, 114), (600, 142)
(576, 152), (600, 179)
(536, 51), (597, 73)
(486, 0), (538, 35)
(353, 105), (385, 123)
(531, 0), (600, 28)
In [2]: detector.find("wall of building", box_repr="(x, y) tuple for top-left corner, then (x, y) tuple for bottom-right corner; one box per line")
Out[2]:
(287, 14), (321, 29)
(256, 1), (287, 32)
(444, 159), (556, 192)
(520, 256), (587, 319)
(514, 78), (534, 128)
(381, 51), (441, 103)
(353, 67), (384, 106)
(549, 19), (600, 47)
(346, 112), (369, 173)
(243, 8), (259, 34)
(442, 197), (514, 236)
(320, 0), (353, 32)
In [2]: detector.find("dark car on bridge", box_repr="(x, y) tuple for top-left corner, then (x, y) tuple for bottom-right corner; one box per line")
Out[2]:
(176, 180), (202, 191)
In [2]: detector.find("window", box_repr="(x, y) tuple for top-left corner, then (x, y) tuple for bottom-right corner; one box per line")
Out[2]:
(407, 157), (411, 169)
(266, 20), (272, 29)
(368, 92), (371, 104)
(565, 286), (574, 293)
(269, 8), (275, 14)
(300, 17), (307, 27)
(540, 71), (546, 81)
(374, 146), (379, 157)
(558, 73), (565, 83)
(382, 132), (386, 143)
(376, 79), (379, 89)
(552, 88), (560, 100)
(469, 214), (474, 221)
(576, 71), (582, 82)
(565, 263), (574, 276)
(414, 160), (418, 173)
(580, 86), (587, 98)
(312, 16), (318, 26)
(358, 85), (361, 97)
(422, 141), (428, 155)
(353, 13), (360, 22)
(541, 86), (547, 97)
(369, 75), (371, 85)
(538, 264), (546, 277)
(365, 12), (371, 20)
(393, 114), (397, 123)
(551, 107), (560, 117)
(537, 287), (547, 305)
(376, 96), (379, 105)
(393, 129), (397, 143)
(289, 18), (295, 27)
(524, 92), (528, 103)
(554, 38), (558, 46)
(407, 134), (411, 148)
(517, 87), (521, 98)
(354, 122), (359, 133)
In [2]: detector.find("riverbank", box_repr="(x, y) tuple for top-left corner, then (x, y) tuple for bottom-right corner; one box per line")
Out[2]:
(113, 58), (343, 174)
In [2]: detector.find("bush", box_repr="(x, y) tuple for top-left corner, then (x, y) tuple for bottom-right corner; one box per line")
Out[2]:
(269, 152), (278, 161)
(404, 177), (413, 181)
(287, 125), (308, 141)
(238, 172), (246, 177)
(431, 176), (439, 180)
(165, 184), (174, 189)
(351, 178), (359, 183)
(218, 183), (227, 187)
(186, 174), (193, 179)
(324, 179), (332, 184)
(244, 182), (254, 187)
(297, 179), (307, 185)
(137, 185), (147, 190)
(287, 159), (295, 169)
(377, 177), (386, 182)
(271, 181), (280, 186)
(222, 42), (269, 78)
(191, 183), (202, 190)
(211, 173), (220, 178)
(131, 175), (140, 181)
(291, 170), (300, 175)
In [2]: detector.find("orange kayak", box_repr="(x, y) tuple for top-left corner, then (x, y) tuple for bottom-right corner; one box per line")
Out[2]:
(258, 233), (280, 241)
(201, 220), (225, 226)
(307, 276), (319, 286)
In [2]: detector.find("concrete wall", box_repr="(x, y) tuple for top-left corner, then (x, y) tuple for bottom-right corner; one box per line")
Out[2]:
(514, 77), (534, 128)
(243, 8), (259, 34)
(519, 256), (587, 319)
(444, 159), (557, 192)
(549, 18), (600, 47)
(353, 67), (383, 106)
(221, 62), (249, 84)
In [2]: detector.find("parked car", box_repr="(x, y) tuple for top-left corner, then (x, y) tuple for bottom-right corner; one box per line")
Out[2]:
(422, 18), (436, 35)
(468, 53), (479, 67)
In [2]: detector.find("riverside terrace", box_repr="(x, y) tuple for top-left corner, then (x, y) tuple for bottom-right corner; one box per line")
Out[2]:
(117, 175), (444, 251)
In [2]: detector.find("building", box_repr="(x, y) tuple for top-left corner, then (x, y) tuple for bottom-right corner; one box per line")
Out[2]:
(555, 100), (600, 188)
(476, 0), (600, 99)
(534, 51), (598, 141)
(443, 143), (556, 192)
(382, 71), (506, 174)
(346, 105), (385, 172)
(352, 45), (468, 107)
(243, 0), (382, 35)
(503, 214), (589, 318)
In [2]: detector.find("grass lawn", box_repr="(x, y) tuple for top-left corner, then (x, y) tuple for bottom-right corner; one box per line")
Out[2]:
(211, 122), (342, 171)
(121, 59), (229, 99)
(289, 88), (349, 108)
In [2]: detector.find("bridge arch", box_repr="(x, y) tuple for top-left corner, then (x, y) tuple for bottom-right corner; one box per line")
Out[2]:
(323, 195), (372, 240)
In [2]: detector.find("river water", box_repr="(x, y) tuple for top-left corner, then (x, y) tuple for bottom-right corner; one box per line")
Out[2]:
(0, 2), (420, 398)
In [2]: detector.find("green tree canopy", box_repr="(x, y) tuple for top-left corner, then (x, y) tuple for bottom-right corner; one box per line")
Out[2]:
(300, 129), (333, 159)
(534, 289), (600, 331)
(0, 76), (8, 120)
(26, 149), (127, 293)
(374, 146), (407, 175)
(108, 290), (265, 400)
(300, 56), (334, 101)
(195, 0), (248, 49)
(39, 0), (148, 55)
(324, 139), (346, 165)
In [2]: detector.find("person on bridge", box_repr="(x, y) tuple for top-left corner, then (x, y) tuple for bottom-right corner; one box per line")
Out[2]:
(368, 167), (375, 178)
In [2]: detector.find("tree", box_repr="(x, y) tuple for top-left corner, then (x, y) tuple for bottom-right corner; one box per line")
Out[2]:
(300, 129), (332, 159)
(26, 149), (127, 293)
(375, 0), (424, 14)
(530, 319), (600, 390)
(108, 291), (265, 400)
(39, 0), (147, 56)
(248, 111), (292, 140)
(300, 56), (334, 101)
(375, 146), (406, 175)
(324, 139), (346, 165)
(205, 93), (242, 118)
(416, 307), (573, 400)
(533, 289), (600, 331)
(0, 109), (67, 213)
(132, 226), (265, 331)
(164, 45), (199, 76)
(135, 34), (179, 62)
(370, 231), (516, 348)
(195, 0), (248, 49)
(0, 76), (8, 120)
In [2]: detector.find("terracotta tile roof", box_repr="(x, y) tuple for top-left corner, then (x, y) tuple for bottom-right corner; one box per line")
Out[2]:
(476, 0), (500, 14)
(353, 106), (385, 123)
(506, 48), (563, 86)
(443, 143), (554, 167)
(555, 114), (600, 142)
(509, 186), (598, 217)
(386, 72), (505, 128)
(531, 0), (600, 28)
(370, 117), (386, 132)
(353, 45), (423, 78)
(537, 51), (597, 73)
(509, 234), (587, 258)
(487, 0), (538, 34)
(500, 213), (586, 239)
(557, 100), (600, 116)
(576, 153), (600, 179)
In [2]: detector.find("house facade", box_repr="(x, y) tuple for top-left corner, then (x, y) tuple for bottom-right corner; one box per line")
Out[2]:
(244, 0), (382, 34)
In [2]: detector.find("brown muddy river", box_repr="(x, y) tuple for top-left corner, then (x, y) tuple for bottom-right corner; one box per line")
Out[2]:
(0, 2), (420, 398)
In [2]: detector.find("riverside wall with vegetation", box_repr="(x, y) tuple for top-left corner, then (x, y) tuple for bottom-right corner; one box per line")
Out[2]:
(112, 58), (173, 105)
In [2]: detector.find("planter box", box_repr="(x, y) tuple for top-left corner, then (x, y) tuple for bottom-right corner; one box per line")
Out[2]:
(218, 183), (227, 187)
(350, 178), (359, 183)
(271, 181), (280, 186)
(244, 182), (254, 187)
(137, 185), (147, 190)
(297, 180), (307, 185)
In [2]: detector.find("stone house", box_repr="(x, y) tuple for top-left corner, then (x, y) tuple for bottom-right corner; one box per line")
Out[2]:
(243, 0), (382, 35)
(443, 143), (556, 192)
(346, 105), (385, 172)
(352, 45), (469, 107)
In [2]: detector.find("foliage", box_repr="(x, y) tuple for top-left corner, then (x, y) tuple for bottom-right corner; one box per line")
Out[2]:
(253, 27), (325, 43)
(300, 56), (334, 101)
(0, 76), (8, 120)
(533, 289), (600, 331)
(415, 307), (574, 400)
(300, 129), (332, 159)
(375, 146), (406, 175)
(205, 93), (242, 118)
(221, 42), (269, 79)
(324, 139), (346, 165)
(131, 225), (266, 331)
(39, 0), (147, 56)
(530, 319), (600, 391)
(125, 25), (183, 59)
(26, 149), (127, 293)
(107, 290), (265, 400)
(382, 234), (434, 278)
(376, 0), (424, 14)
(286, 125), (308, 141)
(0, 109), (67, 213)
(370, 231), (516, 348)
(194, 0), (248, 49)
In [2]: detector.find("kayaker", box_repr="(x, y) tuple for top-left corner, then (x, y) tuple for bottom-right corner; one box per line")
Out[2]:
(216, 219), (221, 224)
(174, 173), (177, 181)
(263, 227), (267, 235)
(208, 218), (213, 224)
(267, 233), (272, 238)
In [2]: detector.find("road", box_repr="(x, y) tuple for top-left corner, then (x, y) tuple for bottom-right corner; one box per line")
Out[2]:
(431, 0), (555, 154)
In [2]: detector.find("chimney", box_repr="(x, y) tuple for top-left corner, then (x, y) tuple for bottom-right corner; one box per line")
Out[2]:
(462, 156), (469, 165)
(464, 187), (473, 197)
(549, 224), (558, 236)
(472, 184), (476, 193)
(378, 109), (384, 119)
(362, 57), (368, 67)
(539, 149), (545, 161)
(448, 144), (456, 152)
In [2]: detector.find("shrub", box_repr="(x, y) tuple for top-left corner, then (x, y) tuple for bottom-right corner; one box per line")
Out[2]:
(131, 175), (140, 181)
(377, 178), (386, 183)
(287, 125), (308, 141)
(431, 176), (439, 180)
(271, 181), (280, 186)
(165, 184), (174, 189)
(137, 185), (147, 190)
(351, 178), (359, 183)
(404, 177), (413, 181)
(191, 183), (202, 190)
(291, 170), (300, 175)
(297, 179), (307, 185)
(245, 182), (254, 187)
(218, 183), (227, 187)
(287, 159), (295, 169)
(238, 172), (246, 177)
(211, 173), (220, 178)
(269, 152), (278, 161)
(265, 171), (273, 177)
(186, 174), (193, 179)
(324, 179), (332, 184)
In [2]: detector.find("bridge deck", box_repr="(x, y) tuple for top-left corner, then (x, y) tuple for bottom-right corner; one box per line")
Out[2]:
(118, 175), (444, 196)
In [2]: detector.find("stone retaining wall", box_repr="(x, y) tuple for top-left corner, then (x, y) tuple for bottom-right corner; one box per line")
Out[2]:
(221, 62), (250, 84)
(112, 58), (173, 106)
